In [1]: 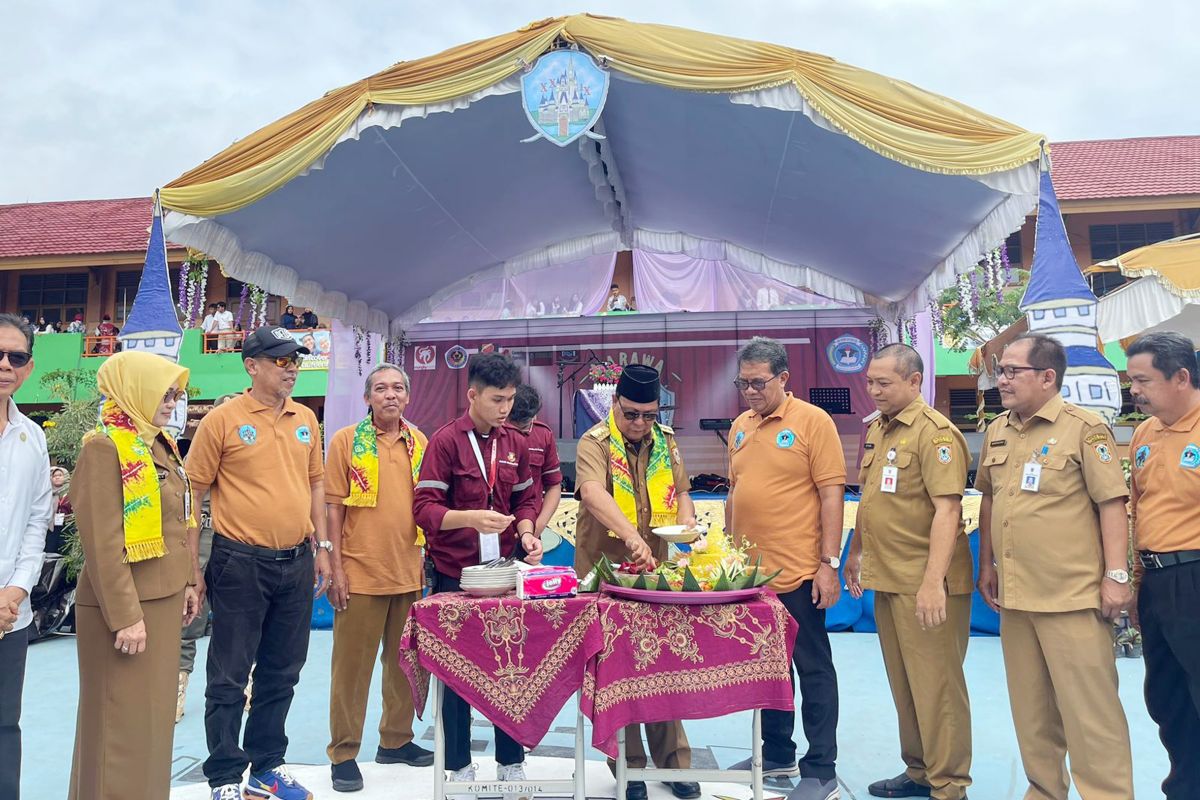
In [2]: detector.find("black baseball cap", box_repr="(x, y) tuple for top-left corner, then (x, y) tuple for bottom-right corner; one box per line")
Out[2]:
(242, 326), (310, 359)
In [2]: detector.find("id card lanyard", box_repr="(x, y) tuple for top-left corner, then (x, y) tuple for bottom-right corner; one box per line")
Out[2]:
(1022, 442), (1051, 493)
(468, 430), (501, 562)
(881, 447), (899, 493)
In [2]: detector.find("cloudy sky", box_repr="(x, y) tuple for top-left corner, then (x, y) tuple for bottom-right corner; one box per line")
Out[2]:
(2, 0), (1196, 205)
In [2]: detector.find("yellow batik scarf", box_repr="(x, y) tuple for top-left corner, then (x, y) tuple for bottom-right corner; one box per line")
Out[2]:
(95, 399), (190, 562)
(607, 407), (678, 530)
(346, 416), (426, 545)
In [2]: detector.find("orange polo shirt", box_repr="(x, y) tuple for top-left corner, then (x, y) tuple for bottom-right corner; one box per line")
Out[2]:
(1130, 399), (1200, 553)
(325, 422), (426, 595)
(186, 392), (323, 549)
(729, 393), (847, 592)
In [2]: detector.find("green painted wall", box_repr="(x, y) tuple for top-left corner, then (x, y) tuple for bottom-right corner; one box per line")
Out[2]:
(14, 330), (327, 405)
(932, 341), (1127, 376)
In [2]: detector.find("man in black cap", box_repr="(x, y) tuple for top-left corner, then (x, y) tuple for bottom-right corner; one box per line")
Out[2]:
(186, 326), (332, 800)
(574, 363), (701, 800)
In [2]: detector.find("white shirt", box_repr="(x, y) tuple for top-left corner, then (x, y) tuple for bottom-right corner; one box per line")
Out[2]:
(213, 310), (234, 332)
(0, 398), (51, 631)
(607, 294), (629, 311)
(201, 313), (216, 333)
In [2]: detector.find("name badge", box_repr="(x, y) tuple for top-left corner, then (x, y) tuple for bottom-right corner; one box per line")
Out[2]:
(479, 532), (501, 563)
(54, 513), (65, 527)
(1021, 462), (1042, 492)
(881, 465), (899, 493)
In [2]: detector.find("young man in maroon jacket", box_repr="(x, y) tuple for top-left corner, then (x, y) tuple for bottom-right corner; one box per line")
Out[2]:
(413, 353), (543, 788)
(507, 384), (564, 548)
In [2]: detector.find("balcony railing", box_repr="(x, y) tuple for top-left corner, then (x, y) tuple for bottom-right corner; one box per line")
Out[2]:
(82, 335), (119, 357)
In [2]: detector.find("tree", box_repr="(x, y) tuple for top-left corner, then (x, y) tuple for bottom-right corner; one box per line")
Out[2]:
(40, 369), (100, 469)
(936, 267), (1028, 353)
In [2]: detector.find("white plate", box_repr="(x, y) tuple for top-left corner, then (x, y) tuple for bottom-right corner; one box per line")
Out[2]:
(462, 585), (514, 598)
(652, 523), (707, 543)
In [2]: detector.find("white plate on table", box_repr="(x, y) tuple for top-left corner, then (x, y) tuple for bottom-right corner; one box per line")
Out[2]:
(652, 523), (708, 543)
(462, 585), (514, 598)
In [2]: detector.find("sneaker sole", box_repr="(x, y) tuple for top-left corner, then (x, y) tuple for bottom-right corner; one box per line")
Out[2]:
(331, 777), (364, 792)
(243, 787), (314, 800)
(376, 754), (435, 766)
(763, 766), (800, 778)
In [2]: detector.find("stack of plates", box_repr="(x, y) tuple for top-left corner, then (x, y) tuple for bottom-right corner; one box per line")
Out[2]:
(460, 563), (518, 597)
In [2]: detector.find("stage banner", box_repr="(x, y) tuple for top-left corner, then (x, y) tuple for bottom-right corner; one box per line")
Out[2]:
(293, 328), (333, 370)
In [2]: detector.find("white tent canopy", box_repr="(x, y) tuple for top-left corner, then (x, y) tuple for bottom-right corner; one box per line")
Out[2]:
(161, 17), (1043, 335)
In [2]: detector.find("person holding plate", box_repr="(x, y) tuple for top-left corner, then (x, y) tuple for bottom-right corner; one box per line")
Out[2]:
(847, 344), (973, 800)
(574, 363), (700, 800)
(725, 336), (845, 800)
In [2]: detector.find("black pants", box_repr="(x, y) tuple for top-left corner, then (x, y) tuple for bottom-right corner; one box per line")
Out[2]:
(1139, 559), (1200, 800)
(203, 538), (314, 787)
(0, 625), (30, 800)
(762, 581), (839, 781)
(432, 571), (525, 771)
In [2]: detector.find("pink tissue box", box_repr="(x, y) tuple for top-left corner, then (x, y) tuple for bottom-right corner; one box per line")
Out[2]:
(516, 564), (579, 600)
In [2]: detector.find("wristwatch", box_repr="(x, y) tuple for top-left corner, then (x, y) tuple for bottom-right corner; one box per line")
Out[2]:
(821, 555), (841, 570)
(314, 539), (334, 553)
(1104, 568), (1130, 584)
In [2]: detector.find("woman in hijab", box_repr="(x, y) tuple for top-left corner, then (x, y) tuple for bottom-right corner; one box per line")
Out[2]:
(46, 466), (71, 553)
(68, 351), (201, 799)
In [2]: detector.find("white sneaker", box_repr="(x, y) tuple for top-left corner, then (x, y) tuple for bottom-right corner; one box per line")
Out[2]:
(498, 763), (527, 782)
(210, 785), (241, 800)
(448, 764), (478, 800)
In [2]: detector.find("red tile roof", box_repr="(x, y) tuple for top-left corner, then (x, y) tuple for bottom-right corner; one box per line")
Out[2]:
(1051, 136), (1200, 200)
(0, 197), (184, 260)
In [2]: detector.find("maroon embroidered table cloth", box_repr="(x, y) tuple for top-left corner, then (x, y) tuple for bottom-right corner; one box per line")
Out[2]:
(398, 590), (797, 755)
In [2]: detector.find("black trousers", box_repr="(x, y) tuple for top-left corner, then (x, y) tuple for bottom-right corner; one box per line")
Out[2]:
(1139, 558), (1200, 800)
(432, 571), (525, 771)
(0, 625), (30, 800)
(762, 581), (839, 781)
(203, 538), (314, 787)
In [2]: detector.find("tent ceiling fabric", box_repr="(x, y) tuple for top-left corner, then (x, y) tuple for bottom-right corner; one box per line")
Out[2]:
(160, 14), (1045, 335)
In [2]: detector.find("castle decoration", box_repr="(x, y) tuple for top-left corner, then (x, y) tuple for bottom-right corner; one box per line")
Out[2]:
(1019, 169), (1121, 424)
(118, 194), (189, 437)
(520, 49), (609, 147)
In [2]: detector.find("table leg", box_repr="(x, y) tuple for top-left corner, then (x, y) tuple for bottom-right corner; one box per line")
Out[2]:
(615, 725), (627, 800)
(574, 692), (587, 800)
(752, 708), (763, 800)
(433, 676), (446, 800)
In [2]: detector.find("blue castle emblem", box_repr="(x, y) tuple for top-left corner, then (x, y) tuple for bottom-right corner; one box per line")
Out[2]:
(521, 49), (609, 147)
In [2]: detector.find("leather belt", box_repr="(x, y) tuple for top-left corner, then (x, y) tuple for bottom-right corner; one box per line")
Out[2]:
(214, 533), (309, 561)
(1138, 549), (1200, 570)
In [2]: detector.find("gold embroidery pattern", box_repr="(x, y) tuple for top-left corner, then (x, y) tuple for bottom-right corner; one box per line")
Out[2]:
(481, 603), (529, 686)
(535, 599), (568, 629)
(435, 595), (474, 640)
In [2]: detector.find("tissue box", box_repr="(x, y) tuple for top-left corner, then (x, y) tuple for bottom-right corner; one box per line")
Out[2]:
(516, 563), (579, 600)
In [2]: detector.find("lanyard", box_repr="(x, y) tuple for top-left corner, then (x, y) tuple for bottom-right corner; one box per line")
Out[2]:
(468, 431), (499, 509)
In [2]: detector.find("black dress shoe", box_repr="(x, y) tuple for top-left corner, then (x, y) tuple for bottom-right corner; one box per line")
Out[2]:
(626, 780), (648, 800)
(331, 759), (364, 792)
(665, 781), (702, 799)
(868, 773), (931, 798)
(376, 741), (435, 767)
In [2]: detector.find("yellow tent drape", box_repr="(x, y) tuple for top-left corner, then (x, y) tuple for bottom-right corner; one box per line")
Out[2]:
(161, 13), (1045, 218)
(1082, 233), (1200, 298)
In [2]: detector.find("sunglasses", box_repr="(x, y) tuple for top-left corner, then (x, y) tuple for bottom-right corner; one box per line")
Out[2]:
(0, 350), (32, 368)
(616, 400), (659, 422)
(162, 388), (186, 403)
(263, 355), (302, 368)
(733, 373), (783, 392)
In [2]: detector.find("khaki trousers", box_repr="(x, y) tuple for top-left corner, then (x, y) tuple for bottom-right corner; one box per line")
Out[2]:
(999, 608), (1133, 800)
(607, 721), (691, 774)
(328, 591), (421, 765)
(875, 592), (972, 800)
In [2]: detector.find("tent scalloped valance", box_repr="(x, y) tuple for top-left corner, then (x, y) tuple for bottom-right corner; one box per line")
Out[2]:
(161, 13), (1044, 218)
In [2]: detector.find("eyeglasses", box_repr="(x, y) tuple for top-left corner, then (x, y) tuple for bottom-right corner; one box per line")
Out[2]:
(733, 373), (782, 392)
(0, 350), (32, 368)
(995, 364), (1044, 380)
(162, 388), (186, 403)
(616, 400), (659, 422)
(266, 355), (301, 368)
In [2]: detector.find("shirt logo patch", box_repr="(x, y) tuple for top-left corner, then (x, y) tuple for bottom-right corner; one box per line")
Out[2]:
(937, 444), (953, 464)
(1181, 443), (1200, 470)
(733, 430), (745, 449)
(1094, 443), (1113, 463)
(1134, 444), (1150, 469)
(296, 425), (312, 445)
(238, 425), (257, 446)
(776, 429), (796, 449)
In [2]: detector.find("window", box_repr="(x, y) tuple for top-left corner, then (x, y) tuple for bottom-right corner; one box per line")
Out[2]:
(948, 387), (1003, 429)
(18, 273), (88, 326)
(115, 271), (141, 324)
(1004, 231), (1023, 266)
(1089, 222), (1175, 262)
(1079, 306), (1091, 316)
(1033, 309), (1046, 320)
(1053, 307), (1068, 318)
(1061, 385), (1072, 399)
(1089, 384), (1104, 400)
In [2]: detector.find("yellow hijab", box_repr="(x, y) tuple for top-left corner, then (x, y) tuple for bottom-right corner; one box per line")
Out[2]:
(92, 352), (190, 562)
(96, 351), (189, 444)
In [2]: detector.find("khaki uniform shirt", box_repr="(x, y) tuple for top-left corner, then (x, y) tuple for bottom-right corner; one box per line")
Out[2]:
(857, 397), (974, 595)
(325, 423), (426, 595)
(185, 392), (324, 549)
(573, 422), (689, 578)
(974, 394), (1127, 612)
(1129, 401), (1200, 553)
(729, 393), (846, 593)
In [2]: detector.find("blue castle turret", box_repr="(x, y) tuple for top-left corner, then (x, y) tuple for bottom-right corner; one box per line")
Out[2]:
(1021, 169), (1121, 423)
